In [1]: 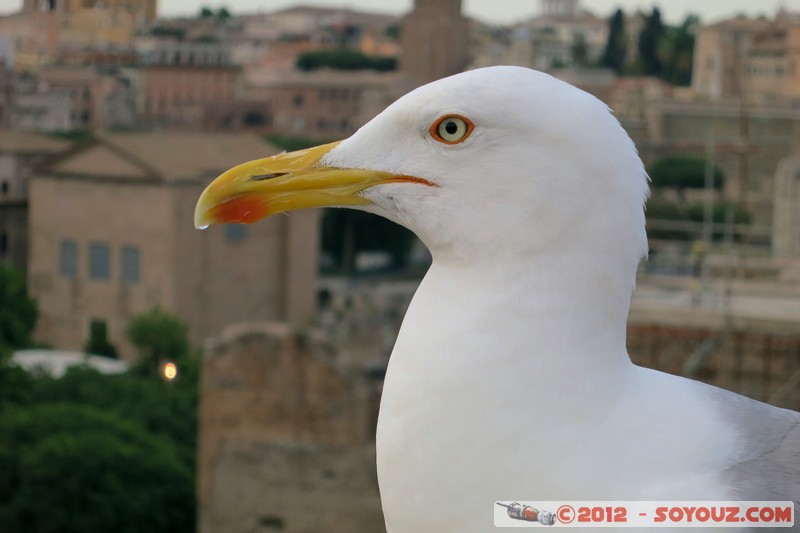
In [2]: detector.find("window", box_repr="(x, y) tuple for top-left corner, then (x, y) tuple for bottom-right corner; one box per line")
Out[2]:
(89, 242), (110, 280)
(243, 112), (265, 127)
(85, 318), (116, 358)
(121, 246), (140, 283)
(59, 239), (78, 279)
(225, 225), (247, 242)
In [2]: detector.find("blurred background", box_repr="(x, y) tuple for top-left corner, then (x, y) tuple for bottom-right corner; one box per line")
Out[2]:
(0, 0), (799, 531)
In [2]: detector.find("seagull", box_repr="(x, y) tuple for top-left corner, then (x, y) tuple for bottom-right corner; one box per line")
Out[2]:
(195, 66), (799, 532)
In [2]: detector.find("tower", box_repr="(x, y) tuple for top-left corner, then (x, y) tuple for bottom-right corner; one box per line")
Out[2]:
(400, 0), (470, 85)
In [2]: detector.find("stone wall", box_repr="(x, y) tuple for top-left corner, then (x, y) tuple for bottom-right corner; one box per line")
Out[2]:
(198, 322), (385, 533)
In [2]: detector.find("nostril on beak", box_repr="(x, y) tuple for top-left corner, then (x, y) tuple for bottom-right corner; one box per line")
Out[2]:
(251, 172), (288, 181)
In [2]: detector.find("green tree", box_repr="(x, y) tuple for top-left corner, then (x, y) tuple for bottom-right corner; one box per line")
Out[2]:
(0, 355), (32, 410)
(637, 7), (665, 75)
(48, 130), (92, 143)
(151, 26), (187, 40)
(84, 320), (117, 358)
(0, 264), (36, 410)
(385, 23), (400, 40)
(29, 366), (198, 452)
(199, 6), (214, 18)
(660, 15), (698, 86)
(601, 8), (627, 73)
(217, 6), (231, 20)
(370, 56), (398, 71)
(648, 156), (724, 191)
(0, 404), (195, 533)
(687, 201), (750, 225)
(645, 198), (691, 241)
(126, 308), (189, 374)
(296, 48), (397, 72)
(0, 264), (37, 353)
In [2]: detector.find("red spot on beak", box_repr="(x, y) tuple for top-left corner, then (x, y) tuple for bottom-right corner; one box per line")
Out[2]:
(209, 196), (268, 224)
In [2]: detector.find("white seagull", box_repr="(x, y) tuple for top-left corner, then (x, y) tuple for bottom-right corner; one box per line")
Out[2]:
(195, 66), (799, 532)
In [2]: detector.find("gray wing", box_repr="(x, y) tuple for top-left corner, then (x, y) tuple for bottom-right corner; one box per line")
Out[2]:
(711, 386), (800, 527)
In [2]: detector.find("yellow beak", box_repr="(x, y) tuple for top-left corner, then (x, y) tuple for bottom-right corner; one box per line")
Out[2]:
(194, 141), (434, 228)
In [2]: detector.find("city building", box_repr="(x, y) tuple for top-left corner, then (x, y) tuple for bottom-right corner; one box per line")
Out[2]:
(201, 99), (274, 133)
(136, 42), (240, 126)
(524, 0), (608, 71)
(0, 9), (61, 68)
(28, 131), (319, 360)
(692, 9), (800, 105)
(244, 69), (399, 139)
(473, 0), (610, 73)
(21, 0), (156, 25)
(0, 0), (155, 68)
(11, 91), (74, 132)
(232, 7), (400, 72)
(745, 12), (800, 105)
(0, 62), (15, 126)
(12, 65), (136, 131)
(0, 129), (70, 275)
(242, 6), (397, 45)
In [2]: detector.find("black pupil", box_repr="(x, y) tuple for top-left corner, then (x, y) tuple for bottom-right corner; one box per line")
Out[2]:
(444, 120), (459, 135)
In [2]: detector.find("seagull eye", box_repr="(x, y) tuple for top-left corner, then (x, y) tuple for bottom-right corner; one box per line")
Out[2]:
(430, 114), (474, 145)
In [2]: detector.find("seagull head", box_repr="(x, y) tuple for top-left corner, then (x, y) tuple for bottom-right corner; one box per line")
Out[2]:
(195, 66), (648, 268)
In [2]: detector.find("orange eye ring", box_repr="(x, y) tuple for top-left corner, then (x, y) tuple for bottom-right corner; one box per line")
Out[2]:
(430, 114), (475, 145)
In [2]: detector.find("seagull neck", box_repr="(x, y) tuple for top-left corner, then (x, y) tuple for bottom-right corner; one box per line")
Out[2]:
(427, 249), (635, 374)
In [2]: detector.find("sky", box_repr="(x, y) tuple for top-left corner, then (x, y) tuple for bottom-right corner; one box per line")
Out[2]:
(1, 0), (798, 24)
